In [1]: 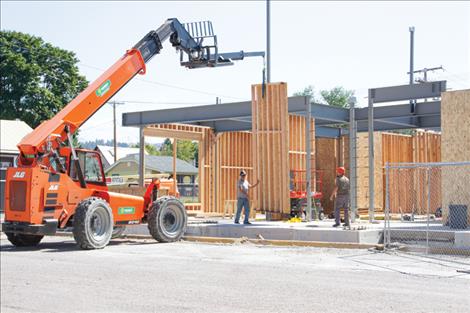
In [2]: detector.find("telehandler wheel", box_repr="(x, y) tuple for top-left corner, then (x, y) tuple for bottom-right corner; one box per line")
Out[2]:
(5, 232), (43, 247)
(73, 197), (113, 250)
(111, 226), (126, 239)
(148, 197), (187, 243)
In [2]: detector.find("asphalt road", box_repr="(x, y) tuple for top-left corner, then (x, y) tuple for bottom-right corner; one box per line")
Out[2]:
(1, 235), (469, 313)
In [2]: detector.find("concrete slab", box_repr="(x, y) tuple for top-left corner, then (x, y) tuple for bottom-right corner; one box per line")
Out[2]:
(455, 231), (470, 248)
(121, 219), (383, 244)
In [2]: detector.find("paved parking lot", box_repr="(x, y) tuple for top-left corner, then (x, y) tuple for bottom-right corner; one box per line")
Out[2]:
(1, 235), (469, 313)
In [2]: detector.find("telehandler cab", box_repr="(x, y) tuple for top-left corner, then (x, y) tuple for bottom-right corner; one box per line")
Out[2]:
(2, 18), (264, 249)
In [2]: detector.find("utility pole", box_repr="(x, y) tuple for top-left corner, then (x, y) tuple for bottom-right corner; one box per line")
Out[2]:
(266, 0), (271, 83)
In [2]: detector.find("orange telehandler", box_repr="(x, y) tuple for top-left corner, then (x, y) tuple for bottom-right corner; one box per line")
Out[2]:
(2, 18), (264, 249)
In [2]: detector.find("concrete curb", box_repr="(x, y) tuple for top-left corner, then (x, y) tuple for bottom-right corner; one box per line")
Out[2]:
(183, 235), (384, 250)
(43, 232), (383, 250)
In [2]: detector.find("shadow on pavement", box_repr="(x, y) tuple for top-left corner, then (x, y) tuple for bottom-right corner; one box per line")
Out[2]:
(0, 237), (161, 253)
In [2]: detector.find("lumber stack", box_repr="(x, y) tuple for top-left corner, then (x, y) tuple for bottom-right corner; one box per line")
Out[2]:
(441, 89), (470, 224)
(252, 83), (290, 218)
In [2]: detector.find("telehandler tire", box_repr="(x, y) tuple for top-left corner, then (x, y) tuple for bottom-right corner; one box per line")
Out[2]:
(5, 232), (43, 247)
(148, 197), (187, 242)
(111, 226), (126, 239)
(73, 197), (113, 250)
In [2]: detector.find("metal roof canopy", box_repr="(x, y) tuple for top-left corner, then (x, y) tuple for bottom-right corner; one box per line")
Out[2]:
(122, 81), (445, 138)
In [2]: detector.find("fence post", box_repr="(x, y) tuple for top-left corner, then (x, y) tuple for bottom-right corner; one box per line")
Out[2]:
(426, 167), (431, 255)
(384, 163), (390, 248)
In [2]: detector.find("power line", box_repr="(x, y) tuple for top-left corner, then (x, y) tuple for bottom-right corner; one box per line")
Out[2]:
(79, 63), (245, 100)
(114, 100), (214, 105)
(2, 43), (246, 100)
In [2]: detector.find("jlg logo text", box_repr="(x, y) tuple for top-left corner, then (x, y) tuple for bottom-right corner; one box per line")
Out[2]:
(13, 171), (26, 178)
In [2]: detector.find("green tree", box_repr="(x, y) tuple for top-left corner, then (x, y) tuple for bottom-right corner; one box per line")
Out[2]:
(319, 86), (354, 108)
(0, 31), (87, 128)
(159, 138), (173, 156)
(293, 85), (317, 102)
(176, 140), (198, 162)
(158, 138), (197, 162)
(134, 139), (198, 162)
(145, 144), (160, 156)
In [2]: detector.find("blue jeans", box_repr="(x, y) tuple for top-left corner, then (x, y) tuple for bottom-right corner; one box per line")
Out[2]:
(235, 197), (250, 223)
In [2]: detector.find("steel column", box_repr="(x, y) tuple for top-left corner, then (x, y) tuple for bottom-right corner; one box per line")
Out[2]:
(368, 89), (375, 222)
(266, 0), (271, 83)
(138, 126), (145, 187)
(306, 96), (312, 222)
(409, 26), (415, 110)
(349, 97), (357, 223)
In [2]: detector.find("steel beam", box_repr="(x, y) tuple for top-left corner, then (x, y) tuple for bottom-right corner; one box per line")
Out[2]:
(315, 126), (342, 138)
(122, 100), (252, 126)
(370, 81), (446, 103)
(194, 119), (252, 132)
(355, 101), (440, 121)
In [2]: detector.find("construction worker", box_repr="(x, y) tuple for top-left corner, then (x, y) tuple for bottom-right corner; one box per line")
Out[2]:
(330, 167), (350, 227)
(235, 170), (260, 225)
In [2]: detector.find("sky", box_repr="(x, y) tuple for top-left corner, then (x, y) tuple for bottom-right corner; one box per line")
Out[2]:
(2, 1), (469, 143)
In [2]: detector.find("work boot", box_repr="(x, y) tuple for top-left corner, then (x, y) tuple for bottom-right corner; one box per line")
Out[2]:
(234, 221), (240, 224)
(332, 223), (340, 227)
(342, 223), (350, 227)
(243, 221), (252, 225)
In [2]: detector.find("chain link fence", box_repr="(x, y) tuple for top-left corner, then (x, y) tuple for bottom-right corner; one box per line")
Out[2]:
(384, 162), (470, 262)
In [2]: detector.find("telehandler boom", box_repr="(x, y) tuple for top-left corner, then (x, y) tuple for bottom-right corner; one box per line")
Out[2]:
(3, 18), (264, 249)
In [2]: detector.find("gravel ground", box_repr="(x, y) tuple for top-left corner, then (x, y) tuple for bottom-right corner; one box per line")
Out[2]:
(1, 235), (469, 313)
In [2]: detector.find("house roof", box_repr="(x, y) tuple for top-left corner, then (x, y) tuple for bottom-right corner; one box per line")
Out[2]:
(95, 145), (145, 166)
(0, 120), (33, 154)
(105, 154), (198, 175)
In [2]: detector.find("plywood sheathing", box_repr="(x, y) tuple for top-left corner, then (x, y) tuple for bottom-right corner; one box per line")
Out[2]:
(252, 83), (290, 217)
(441, 89), (470, 224)
(315, 137), (339, 214)
(352, 132), (384, 214)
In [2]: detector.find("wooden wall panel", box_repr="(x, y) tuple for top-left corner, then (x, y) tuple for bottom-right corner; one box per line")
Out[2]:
(382, 133), (413, 214)
(441, 89), (470, 224)
(348, 132), (383, 213)
(288, 114), (315, 200)
(215, 131), (253, 216)
(145, 123), (208, 213)
(252, 83), (290, 217)
(315, 137), (339, 214)
(382, 131), (442, 215)
(316, 131), (442, 216)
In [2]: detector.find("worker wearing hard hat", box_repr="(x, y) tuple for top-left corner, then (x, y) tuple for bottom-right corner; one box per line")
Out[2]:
(330, 167), (350, 227)
(235, 170), (260, 225)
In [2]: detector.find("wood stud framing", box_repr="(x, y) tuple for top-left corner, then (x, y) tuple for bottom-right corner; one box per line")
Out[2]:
(140, 87), (449, 220)
(251, 83), (290, 217)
